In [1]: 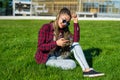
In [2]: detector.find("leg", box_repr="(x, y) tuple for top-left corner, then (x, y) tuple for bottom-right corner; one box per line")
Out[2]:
(71, 42), (105, 77)
(46, 56), (76, 70)
(71, 42), (90, 71)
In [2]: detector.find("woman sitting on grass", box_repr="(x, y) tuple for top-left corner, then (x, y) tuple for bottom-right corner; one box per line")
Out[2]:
(35, 7), (105, 77)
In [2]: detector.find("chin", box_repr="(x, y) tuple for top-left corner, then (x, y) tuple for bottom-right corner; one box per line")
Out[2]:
(59, 25), (63, 29)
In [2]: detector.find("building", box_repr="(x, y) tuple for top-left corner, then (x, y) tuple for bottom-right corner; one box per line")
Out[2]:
(82, 0), (120, 14)
(32, 0), (78, 16)
(0, 0), (120, 17)
(80, 0), (120, 17)
(0, 0), (12, 16)
(13, 0), (32, 16)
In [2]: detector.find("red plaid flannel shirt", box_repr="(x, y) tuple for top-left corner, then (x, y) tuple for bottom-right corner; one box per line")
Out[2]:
(35, 23), (80, 64)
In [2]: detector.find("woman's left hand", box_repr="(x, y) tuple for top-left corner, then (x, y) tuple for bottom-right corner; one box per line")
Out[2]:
(72, 13), (78, 23)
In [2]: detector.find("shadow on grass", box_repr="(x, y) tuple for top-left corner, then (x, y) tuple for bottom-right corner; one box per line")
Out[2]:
(83, 47), (102, 67)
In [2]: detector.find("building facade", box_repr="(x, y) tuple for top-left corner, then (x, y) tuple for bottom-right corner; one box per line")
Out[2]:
(0, 0), (120, 17)
(32, 0), (78, 16)
(0, 0), (12, 16)
(81, 0), (120, 14)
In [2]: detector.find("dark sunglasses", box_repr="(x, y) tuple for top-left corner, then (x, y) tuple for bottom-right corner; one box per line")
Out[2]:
(62, 19), (70, 26)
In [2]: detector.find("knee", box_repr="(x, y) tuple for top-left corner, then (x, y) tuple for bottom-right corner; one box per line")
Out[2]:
(73, 42), (79, 45)
(72, 42), (80, 46)
(72, 42), (81, 48)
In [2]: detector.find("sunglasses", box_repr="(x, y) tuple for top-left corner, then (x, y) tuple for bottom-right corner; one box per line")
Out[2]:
(62, 19), (70, 27)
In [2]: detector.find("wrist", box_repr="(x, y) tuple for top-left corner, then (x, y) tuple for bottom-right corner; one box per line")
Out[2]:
(74, 21), (78, 23)
(73, 19), (78, 23)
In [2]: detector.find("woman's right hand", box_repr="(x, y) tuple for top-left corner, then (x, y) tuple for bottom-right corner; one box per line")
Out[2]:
(72, 13), (78, 23)
(56, 38), (69, 47)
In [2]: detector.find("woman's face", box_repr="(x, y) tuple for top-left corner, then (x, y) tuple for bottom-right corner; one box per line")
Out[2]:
(58, 14), (71, 29)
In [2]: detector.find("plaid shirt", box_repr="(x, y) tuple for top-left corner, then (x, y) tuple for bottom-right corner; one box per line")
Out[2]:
(35, 23), (80, 64)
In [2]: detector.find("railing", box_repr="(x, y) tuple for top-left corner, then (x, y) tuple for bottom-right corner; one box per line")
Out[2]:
(76, 12), (97, 18)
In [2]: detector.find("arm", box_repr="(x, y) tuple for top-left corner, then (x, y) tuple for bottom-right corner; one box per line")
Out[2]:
(73, 23), (80, 42)
(72, 14), (80, 42)
(38, 24), (57, 52)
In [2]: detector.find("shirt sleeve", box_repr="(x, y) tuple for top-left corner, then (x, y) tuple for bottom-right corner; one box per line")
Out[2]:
(37, 24), (57, 52)
(73, 23), (80, 42)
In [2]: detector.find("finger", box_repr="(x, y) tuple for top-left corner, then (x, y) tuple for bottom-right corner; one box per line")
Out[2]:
(65, 40), (69, 42)
(64, 40), (69, 43)
(60, 38), (65, 41)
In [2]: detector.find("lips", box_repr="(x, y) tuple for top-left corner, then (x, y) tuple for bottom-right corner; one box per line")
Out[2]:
(61, 23), (66, 28)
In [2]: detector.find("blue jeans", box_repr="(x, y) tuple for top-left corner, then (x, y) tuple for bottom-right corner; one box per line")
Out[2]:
(46, 42), (90, 71)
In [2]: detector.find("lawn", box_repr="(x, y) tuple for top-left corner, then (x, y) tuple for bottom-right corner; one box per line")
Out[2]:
(0, 20), (120, 80)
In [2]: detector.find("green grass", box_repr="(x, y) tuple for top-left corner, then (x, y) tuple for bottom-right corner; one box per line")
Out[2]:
(0, 20), (120, 80)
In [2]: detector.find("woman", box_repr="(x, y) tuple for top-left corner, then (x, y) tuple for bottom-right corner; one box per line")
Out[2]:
(35, 7), (104, 77)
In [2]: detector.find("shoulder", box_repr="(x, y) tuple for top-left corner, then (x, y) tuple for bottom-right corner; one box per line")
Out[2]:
(41, 23), (51, 29)
(40, 23), (52, 31)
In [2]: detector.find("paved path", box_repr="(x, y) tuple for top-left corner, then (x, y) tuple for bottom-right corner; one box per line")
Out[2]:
(0, 16), (120, 21)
